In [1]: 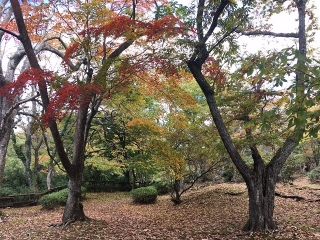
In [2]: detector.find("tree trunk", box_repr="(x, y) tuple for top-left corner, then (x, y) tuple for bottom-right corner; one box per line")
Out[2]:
(171, 179), (182, 204)
(24, 121), (34, 191)
(46, 163), (53, 191)
(243, 175), (277, 231)
(0, 127), (11, 189)
(62, 175), (86, 223)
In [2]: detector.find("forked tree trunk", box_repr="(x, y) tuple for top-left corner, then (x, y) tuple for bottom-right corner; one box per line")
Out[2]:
(244, 175), (277, 231)
(188, 53), (297, 232)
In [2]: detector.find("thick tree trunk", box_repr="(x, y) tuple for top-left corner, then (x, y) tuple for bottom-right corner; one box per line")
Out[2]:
(243, 176), (277, 231)
(62, 175), (86, 223)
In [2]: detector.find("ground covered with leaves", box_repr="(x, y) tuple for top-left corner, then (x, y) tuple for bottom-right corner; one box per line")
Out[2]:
(1, 179), (320, 239)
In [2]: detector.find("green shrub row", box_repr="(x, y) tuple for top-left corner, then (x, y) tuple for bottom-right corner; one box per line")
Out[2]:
(130, 186), (158, 204)
(38, 187), (86, 210)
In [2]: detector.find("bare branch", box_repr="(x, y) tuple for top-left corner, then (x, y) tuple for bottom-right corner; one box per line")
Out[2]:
(196, 0), (205, 41)
(236, 29), (299, 38)
(203, 0), (230, 43)
(42, 44), (82, 71)
(3, 92), (40, 124)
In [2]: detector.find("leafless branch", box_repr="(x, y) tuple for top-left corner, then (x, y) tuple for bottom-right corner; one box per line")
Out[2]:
(42, 44), (82, 70)
(3, 92), (40, 122)
(236, 29), (299, 38)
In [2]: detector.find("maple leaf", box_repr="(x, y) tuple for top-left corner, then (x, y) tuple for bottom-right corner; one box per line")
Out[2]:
(42, 82), (101, 126)
(0, 68), (53, 102)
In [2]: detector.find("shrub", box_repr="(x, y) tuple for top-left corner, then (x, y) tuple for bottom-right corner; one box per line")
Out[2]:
(308, 166), (320, 183)
(222, 169), (234, 182)
(38, 188), (68, 209)
(0, 185), (34, 197)
(130, 186), (158, 204)
(38, 187), (86, 210)
(83, 165), (130, 192)
(153, 182), (170, 195)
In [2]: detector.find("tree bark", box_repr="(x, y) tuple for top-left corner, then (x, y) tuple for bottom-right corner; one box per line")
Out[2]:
(243, 174), (277, 231)
(62, 175), (86, 223)
(0, 123), (12, 189)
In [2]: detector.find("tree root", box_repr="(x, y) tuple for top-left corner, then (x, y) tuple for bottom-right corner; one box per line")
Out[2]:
(48, 219), (75, 229)
(48, 216), (90, 229)
(275, 191), (320, 202)
(275, 191), (305, 201)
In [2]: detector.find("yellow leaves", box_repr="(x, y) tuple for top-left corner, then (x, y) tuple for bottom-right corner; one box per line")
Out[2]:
(127, 118), (159, 132)
(149, 139), (186, 180)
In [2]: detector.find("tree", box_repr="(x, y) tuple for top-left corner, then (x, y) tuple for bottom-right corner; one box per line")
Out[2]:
(183, 0), (314, 231)
(7, 0), (185, 226)
(0, 1), (26, 189)
(0, 0), (74, 189)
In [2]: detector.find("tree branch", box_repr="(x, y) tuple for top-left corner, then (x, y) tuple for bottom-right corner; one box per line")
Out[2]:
(196, 0), (205, 41)
(209, 24), (239, 53)
(42, 44), (82, 71)
(236, 29), (299, 38)
(3, 92), (40, 123)
(275, 191), (305, 201)
(0, 26), (20, 39)
(203, 0), (230, 43)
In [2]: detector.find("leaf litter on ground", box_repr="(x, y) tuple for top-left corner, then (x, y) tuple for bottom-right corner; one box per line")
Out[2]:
(0, 178), (320, 239)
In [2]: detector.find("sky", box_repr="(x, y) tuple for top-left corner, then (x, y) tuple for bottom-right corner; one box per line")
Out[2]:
(176, 0), (320, 55)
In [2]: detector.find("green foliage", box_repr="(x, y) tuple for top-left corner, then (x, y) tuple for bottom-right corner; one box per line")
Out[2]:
(308, 167), (320, 183)
(130, 186), (158, 204)
(38, 187), (86, 210)
(222, 169), (234, 182)
(0, 186), (30, 197)
(2, 157), (27, 190)
(279, 155), (302, 183)
(152, 181), (170, 195)
(38, 188), (69, 209)
(82, 164), (130, 192)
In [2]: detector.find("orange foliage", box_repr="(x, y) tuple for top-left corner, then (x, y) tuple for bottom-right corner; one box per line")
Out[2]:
(64, 42), (81, 65)
(203, 57), (226, 87)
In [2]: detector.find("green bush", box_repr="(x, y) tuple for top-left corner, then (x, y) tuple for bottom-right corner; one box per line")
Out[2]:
(308, 166), (320, 183)
(83, 165), (130, 192)
(130, 186), (158, 204)
(38, 187), (86, 210)
(153, 182), (170, 195)
(0, 186), (32, 197)
(222, 169), (234, 182)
